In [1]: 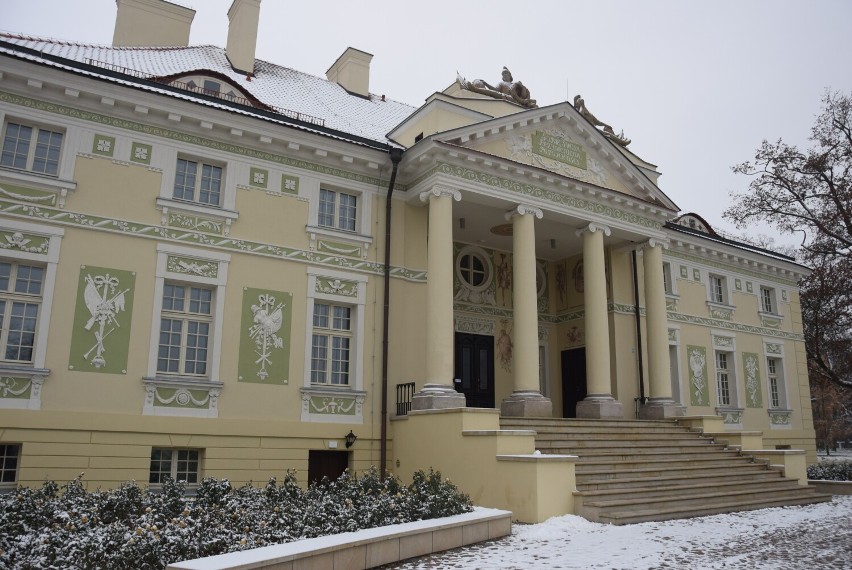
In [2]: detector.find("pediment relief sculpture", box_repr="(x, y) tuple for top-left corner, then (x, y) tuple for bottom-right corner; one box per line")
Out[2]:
(505, 125), (609, 187)
(573, 94), (631, 147)
(457, 67), (538, 108)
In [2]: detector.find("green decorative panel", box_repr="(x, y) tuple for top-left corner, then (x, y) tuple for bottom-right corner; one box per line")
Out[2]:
(315, 277), (358, 297)
(130, 142), (152, 165)
(770, 411), (792, 426)
(0, 183), (57, 206)
(92, 134), (116, 157)
(167, 212), (224, 234)
(153, 387), (210, 409)
(250, 167), (269, 189)
(531, 131), (587, 169)
(742, 352), (762, 408)
(746, 282), (753, 293)
(692, 269), (701, 281)
(0, 377), (32, 399)
(735, 279), (742, 291)
(686, 345), (709, 406)
(68, 266), (135, 374)
(238, 288), (293, 384)
(679, 265), (688, 279)
(307, 395), (358, 416)
(0, 231), (50, 254)
(709, 306), (733, 321)
(766, 343), (783, 355)
(316, 240), (361, 258)
(281, 174), (299, 194)
(166, 254), (219, 278)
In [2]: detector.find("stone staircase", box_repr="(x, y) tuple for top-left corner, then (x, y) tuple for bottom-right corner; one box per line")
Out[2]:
(499, 417), (832, 525)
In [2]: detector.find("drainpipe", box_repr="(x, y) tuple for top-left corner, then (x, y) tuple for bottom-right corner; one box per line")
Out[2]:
(380, 147), (403, 480)
(632, 249), (646, 416)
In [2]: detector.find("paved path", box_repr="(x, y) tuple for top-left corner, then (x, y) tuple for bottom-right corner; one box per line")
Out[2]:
(390, 496), (852, 569)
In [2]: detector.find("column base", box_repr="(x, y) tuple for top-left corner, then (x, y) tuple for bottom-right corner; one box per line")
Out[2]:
(411, 383), (466, 411)
(500, 390), (553, 418)
(638, 398), (685, 420)
(576, 396), (624, 419)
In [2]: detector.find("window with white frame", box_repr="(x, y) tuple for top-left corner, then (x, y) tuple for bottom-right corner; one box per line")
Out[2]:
(149, 448), (200, 485)
(0, 261), (44, 363)
(157, 283), (213, 376)
(716, 351), (733, 406)
(311, 302), (352, 385)
(173, 157), (223, 206)
(1, 120), (64, 176)
(767, 357), (786, 409)
(0, 443), (20, 489)
(760, 286), (777, 314)
(318, 188), (357, 232)
(709, 274), (727, 304)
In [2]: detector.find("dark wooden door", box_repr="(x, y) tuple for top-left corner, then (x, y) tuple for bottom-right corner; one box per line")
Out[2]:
(561, 348), (587, 418)
(455, 333), (495, 408)
(308, 450), (349, 485)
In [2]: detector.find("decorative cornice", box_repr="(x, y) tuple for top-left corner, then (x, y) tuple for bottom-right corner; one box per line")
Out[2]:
(505, 204), (543, 221)
(575, 222), (611, 238)
(419, 185), (461, 203)
(0, 199), (428, 282)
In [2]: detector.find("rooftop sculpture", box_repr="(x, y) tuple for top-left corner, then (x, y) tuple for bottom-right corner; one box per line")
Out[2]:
(573, 94), (631, 147)
(457, 67), (537, 108)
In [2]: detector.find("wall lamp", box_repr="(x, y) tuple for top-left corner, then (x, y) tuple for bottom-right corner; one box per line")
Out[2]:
(345, 430), (358, 448)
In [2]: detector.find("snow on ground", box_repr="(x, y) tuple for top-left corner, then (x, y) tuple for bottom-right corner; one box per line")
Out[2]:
(392, 496), (852, 569)
(818, 449), (852, 463)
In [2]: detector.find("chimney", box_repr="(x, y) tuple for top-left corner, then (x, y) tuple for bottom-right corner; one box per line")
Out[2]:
(226, 0), (261, 75)
(113, 0), (195, 47)
(326, 47), (373, 98)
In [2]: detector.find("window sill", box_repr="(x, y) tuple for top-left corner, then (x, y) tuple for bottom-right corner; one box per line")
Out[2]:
(706, 301), (735, 320)
(157, 197), (239, 236)
(716, 406), (744, 427)
(0, 167), (76, 207)
(142, 376), (223, 418)
(768, 408), (793, 428)
(758, 311), (784, 328)
(300, 386), (366, 424)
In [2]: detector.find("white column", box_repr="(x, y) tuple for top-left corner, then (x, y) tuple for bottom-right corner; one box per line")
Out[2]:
(500, 205), (552, 417)
(411, 185), (466, 410)
(575, 222), (623, 419)
(639, 239), (682, 419)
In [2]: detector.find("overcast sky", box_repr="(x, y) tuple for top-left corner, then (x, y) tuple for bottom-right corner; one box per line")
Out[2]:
(4, 0), (852, 247)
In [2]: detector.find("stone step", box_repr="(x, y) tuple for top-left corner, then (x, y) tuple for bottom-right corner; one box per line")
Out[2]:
(575, 461), (770, 481)
(590, 492), (833, 525)
(566, 449), (740, 462)
(575, 469), (783, 491)
(500, 419), (680, 431)
(533, 432), (701, 442)
(574, 455), (757, 472)
(576, 477), (801, 503)
(538, 443), (730, 456)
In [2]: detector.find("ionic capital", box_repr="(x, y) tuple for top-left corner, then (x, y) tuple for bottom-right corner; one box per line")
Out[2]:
(644, 238), (670, 250)
(575, 222), (612, 238)
(505, 203), (544, 221)
(419, 185), (461, 203)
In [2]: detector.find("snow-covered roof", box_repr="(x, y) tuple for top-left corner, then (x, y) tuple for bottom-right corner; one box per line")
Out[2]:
(0, 33), (416, 147)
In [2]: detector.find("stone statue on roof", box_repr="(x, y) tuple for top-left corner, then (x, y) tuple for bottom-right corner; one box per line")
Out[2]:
(457, 67), (538, 108)
(573, 94), (631, 147)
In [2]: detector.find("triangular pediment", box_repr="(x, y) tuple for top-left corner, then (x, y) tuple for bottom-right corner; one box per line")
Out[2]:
(433, 102), (678, 211)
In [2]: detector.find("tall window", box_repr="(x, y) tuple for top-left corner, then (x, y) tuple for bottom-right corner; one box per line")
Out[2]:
(768, 357), (783, 408)
(1, 121), (64, 176)
(0, 444), (20, 488)
(149, 448), (200, 485)
(760, 286), (775, 313)
(318, 188), (357, 231)
(663, 262), (673, 295)
(709, 275), (726, 304)
(311, 302), (351, 385)
(157, 283), (213, 376)
(716, 351), (731, 406)
(173, 158), (223, 206)
(0, 261), (44, 363)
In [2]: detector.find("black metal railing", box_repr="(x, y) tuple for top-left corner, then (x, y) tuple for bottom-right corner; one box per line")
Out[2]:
(396, 382), (415, 416)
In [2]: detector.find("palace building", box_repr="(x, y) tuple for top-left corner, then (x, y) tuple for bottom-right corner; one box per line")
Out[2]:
(0, 0), (825, 523)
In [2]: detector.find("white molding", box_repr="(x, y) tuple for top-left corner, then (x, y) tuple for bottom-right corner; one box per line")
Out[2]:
(575, 222), (611, 238)
(419, 184), (461, 203)
(504, 203), (543, 220)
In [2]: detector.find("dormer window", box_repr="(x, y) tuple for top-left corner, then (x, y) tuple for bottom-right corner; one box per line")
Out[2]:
(203, 80), (221, 95)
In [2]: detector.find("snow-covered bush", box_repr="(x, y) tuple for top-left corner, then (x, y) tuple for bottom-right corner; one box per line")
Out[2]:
(0, 468), (471, 569)
(808, 461), (852, 481)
